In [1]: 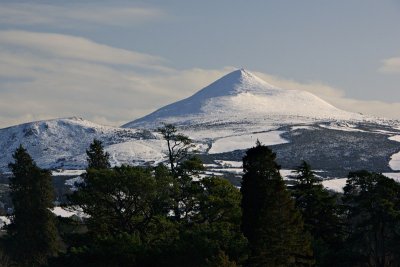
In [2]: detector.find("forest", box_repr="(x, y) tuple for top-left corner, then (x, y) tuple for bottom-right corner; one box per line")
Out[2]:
(1, 124), (400, 267)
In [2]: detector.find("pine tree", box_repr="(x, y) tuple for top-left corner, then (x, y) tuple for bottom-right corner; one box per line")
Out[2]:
(7, 145), (58, 266)
(86, 139), (110, 169)
(342, 171), (400, 266)
(241, 142), (313, 266)
(290, 161), (343, 266)
(158, 124), (194, 176)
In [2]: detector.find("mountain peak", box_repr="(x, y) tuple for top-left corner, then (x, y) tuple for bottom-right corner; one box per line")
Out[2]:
(207, 69), (279, 96)
(123, 69), (361, 128)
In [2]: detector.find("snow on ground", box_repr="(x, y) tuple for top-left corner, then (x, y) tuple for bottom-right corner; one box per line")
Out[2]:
(322, 178), (348, 193)
(319, 123), (366, 132)
(374, 129), (398, 134)
(389, 135), (400, 171)
(203, 171), (224, 176)
(204, 164), (220, 168)
(280, 169), (295, 179)
(389, 135), (400, 142)
(389, 152), (400, 171)
(209, 131), (288, 154)
(52, 207), (88, 218)
(215, 160), (242, 168)
(291, 126), (314, 131)
(1, 207), (89, 226)
(106, 140), (166, 166)
(383, 173), (400, 182)
(52, 169), (86, 176)
(52, 207), (77, 217)
(0, 216), (10, 228)
(210, 168), (242, 174)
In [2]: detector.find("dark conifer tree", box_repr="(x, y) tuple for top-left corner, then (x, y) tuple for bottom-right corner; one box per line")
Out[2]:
(342, 171), (400, 266)
(241, 142), (313, 266)
(86, 139), (110, 169)
(290, 161), (344, 266)
(7, 145), (58, 266)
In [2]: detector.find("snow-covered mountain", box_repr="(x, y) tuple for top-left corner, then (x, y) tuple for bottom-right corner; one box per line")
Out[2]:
(0, 69), (399, 181)
(0, 117), (160, 171)
(123, 69), (362, 129)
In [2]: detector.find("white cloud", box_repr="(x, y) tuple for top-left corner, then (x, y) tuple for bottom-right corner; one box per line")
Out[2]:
(0, 3), (165, 27)
(380, 57), (400, 73)
(254, 72), (345, 98)
(0, 31), (228, 128)
(0, 31), (165, 69)
(0, 30), (399, 129)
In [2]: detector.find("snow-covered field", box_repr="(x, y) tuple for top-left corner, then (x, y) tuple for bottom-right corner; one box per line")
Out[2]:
(106, 140), (166, 166)
(321, 178), (348, 193)
(389, 135), (400, 170)
(214, 160), (242, 168)
(383, 172), (400, 182)
(209, 131), (288, 154)
(52, 169), (86, 176)
(389, 153), (400, 171)
(319, 122), (367, 132)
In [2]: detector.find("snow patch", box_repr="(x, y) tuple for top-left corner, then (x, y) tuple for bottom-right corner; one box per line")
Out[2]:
(52, 207), (88, 218)
(210, 168), (243, 174)
(389, 135), (400, 142)
(0, 216), (10, 228)
(209, 131), (288, 154)
(322, 178), (348, 193)
(106, 140), (166, 166)
(215, 160), (242, 168)
(383, 172), (400, 182)
(52, 169), (86, 176)
(389, 136), (400, 171)
(319, 123), (366, 132)
(291, 126), (313, 131)
(389, 152), (400, 171)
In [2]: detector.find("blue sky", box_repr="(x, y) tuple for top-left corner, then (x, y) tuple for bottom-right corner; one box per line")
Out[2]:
(0, 0), (399, 127)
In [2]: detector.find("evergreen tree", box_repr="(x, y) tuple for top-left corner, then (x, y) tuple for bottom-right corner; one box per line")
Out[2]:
(70, 165), (174, 238)
(86, 139), (110, 170)
(158, 124), (194, 176)
(290, 161), (344, 266)
(342, 171), (400, 266)
(241, 142), (313, 266)
(155, 176), (248, 267)
(65, 164), (177, 266)
(6, 145), (58, 266)
(170, 156), (205, 222)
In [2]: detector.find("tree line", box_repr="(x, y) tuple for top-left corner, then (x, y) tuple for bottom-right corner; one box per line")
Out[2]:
(1, 124), (400, 266)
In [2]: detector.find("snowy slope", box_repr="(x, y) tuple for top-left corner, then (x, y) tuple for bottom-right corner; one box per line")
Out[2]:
(123, 69), (363, 129)
(0, 117), (152, 171)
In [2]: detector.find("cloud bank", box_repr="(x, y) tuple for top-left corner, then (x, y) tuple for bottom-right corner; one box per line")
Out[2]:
(380, 57), (400, 74)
